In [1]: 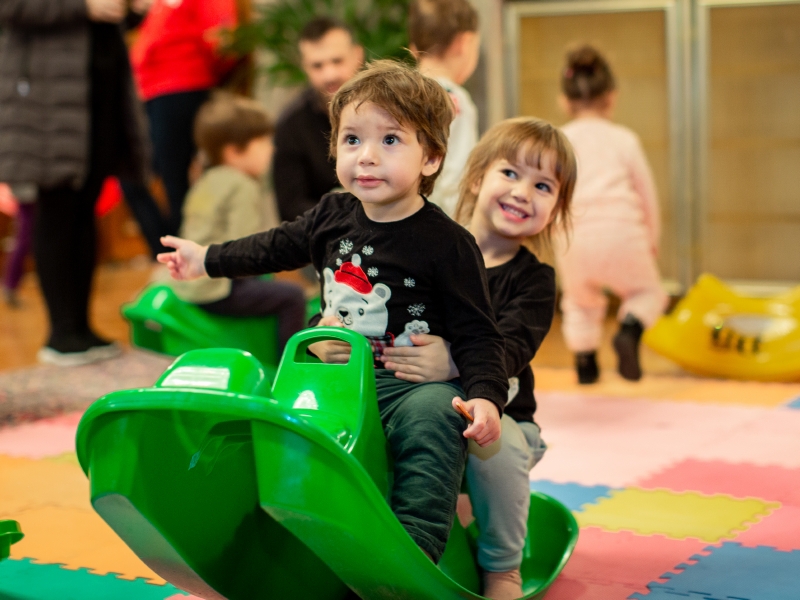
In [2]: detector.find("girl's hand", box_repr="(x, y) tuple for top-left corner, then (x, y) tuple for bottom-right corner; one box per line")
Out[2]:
(381, 334), (459, 383)
(454, 398), (501, 447)
(308, 316), (351, 363)
(156, 236), (209, 281)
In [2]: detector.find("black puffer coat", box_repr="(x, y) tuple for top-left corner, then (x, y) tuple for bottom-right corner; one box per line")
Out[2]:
(0, 0), (148, 189)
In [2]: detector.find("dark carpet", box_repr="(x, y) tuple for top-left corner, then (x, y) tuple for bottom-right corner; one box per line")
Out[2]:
(0, 350), (173, 426)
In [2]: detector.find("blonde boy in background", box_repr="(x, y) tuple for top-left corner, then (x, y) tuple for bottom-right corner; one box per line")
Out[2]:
(167, 93), (307, 353)
(409, 0), (481, 218)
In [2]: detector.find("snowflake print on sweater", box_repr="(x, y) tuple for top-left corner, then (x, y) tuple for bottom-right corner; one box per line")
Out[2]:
(408, 303), (425, 317)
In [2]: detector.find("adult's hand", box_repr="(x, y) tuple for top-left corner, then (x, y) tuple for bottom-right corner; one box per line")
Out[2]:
(86, 0), (126, 23)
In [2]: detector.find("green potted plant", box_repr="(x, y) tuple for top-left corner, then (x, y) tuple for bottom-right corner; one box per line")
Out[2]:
(226, 0), (412, 87)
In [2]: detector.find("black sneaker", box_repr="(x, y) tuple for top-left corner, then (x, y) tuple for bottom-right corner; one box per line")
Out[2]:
(38, 333), (121, 367)
(613, 314), (644, 381)
(575, 351), (599, 384)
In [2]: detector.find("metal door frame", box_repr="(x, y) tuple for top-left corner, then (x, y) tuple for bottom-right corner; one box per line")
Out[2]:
(504, 0), (691, 291)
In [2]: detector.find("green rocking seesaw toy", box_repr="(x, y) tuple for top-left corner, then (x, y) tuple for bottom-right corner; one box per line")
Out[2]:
(0, 521), (23, 561)
(122, 283), (321, 371)
(76, 328), (578, 600)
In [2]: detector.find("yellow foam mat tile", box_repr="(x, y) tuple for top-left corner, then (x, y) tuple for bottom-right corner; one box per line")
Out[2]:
(10, 505), (165, 584)
(45, 452), (80, 466)
(534, 367), (800, 407)
(576, 488), (779, 542)
(0, 454), (89, 513)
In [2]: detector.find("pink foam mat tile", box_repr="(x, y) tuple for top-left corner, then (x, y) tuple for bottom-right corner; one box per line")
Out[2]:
(0, 411), (83, 459)
(694, 410), (800, 469)
(533, 395), (765, 487)
(544, 577), (639, 600)
(637, 459), (800, 506)
(553, 527), (708, 592)
(536, 393), (763, 445)
(733, 505), (800, 552)
(531, 446), (686, 488)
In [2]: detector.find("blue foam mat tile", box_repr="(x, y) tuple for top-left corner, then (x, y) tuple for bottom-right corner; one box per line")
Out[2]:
(786, 396), (800, 410)
(0, 559), (188, 600)
(629, 590), (711, 599)
(529, 479), (616, 512)
(629, 591), (694, 599)
(635, 543), (800, 600)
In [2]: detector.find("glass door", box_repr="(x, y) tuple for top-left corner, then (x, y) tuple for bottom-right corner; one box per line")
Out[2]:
(696, 0), (800, 284)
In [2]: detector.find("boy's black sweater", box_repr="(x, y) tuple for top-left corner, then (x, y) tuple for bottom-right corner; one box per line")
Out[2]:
(205, 192), (509, 412)
(486, 247), (556, 424)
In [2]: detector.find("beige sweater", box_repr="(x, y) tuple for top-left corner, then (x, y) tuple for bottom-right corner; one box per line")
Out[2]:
(169, 165), (280, 304)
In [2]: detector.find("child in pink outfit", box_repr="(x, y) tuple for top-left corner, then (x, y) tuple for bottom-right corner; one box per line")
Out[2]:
(554, 45), (667, 384)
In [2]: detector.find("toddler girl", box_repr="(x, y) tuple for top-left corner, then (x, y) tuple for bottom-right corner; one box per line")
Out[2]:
(555, 45), (667, 383)
(382, 116), (576, 600)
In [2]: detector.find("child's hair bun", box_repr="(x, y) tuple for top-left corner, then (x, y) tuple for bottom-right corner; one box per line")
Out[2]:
(561, 45), (616, 102)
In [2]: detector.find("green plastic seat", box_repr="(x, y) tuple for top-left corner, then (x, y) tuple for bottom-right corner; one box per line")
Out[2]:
(76, 328), (578, 599)
(122, 283), (322, 369)
(0, 520), (23, 561)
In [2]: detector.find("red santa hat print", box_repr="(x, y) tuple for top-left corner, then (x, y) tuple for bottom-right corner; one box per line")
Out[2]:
(334, 254), (372, 294)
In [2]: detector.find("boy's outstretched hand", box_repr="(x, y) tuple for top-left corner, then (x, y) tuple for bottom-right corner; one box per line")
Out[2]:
(157, 236), (209, 281)
(453, 398), (501, 447)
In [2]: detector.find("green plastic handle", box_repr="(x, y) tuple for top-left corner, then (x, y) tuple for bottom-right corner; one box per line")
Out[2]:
(0, 520), (23, 561)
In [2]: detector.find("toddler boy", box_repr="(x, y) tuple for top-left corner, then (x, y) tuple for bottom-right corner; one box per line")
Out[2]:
(158, 61), (508, 563)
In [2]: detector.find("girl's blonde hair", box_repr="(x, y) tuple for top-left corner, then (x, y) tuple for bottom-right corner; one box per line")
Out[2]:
(454, 117), (576, 254)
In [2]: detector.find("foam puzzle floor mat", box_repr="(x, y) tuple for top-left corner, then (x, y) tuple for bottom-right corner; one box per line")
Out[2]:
(1, 367), (799, 599)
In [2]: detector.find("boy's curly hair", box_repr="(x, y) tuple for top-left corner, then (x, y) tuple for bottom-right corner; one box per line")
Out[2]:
(328, 60), (455, 197)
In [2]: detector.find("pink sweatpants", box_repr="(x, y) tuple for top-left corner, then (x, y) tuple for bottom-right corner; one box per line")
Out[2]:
(554, 228), (667, 353)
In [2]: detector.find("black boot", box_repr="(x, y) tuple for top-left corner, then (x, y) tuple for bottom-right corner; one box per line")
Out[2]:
(613, 314), (645, 381)
(575, 351), (599, 384)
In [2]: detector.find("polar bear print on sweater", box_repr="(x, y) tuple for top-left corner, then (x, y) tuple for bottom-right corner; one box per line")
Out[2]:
(322, 254), (391, 338)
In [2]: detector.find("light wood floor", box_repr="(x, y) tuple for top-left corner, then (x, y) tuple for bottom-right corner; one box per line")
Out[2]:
(0, 261), (685, 376)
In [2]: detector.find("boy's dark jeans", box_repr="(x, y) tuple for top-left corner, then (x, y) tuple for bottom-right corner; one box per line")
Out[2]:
(375, 369), (469, 563)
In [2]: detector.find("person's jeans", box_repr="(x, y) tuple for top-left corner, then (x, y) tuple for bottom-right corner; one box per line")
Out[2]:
(374, 369), (468, 563)
(121, 89), (210, 257)
(3, 202), (35, 291)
